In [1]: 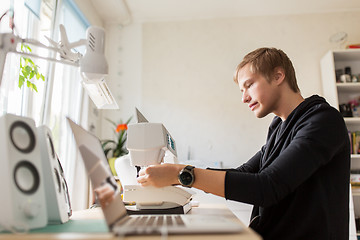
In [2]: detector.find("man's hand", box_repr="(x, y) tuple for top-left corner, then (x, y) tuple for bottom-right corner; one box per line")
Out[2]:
(94, 184), (115, 208)
(137, 163), (226, 198)
(137, 163), (185, 187)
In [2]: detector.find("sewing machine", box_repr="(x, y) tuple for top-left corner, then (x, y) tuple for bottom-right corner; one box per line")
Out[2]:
(120, 109), (194, 214)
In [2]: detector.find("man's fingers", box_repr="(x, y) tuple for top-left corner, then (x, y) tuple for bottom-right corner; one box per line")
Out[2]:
(94, 184), (116, 207)
(99, 190), (114, 207)
(137, 175), (147, 183)
(139, 167), (148, 176)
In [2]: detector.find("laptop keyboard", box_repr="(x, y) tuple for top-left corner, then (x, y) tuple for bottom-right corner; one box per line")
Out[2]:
(131, 215), (185, 227)
(114, 215), (186, 235)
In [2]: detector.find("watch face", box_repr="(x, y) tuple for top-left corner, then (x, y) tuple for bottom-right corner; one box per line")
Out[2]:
(180, 171), (193, 186)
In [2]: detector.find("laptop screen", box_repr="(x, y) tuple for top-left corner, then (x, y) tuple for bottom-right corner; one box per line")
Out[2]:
(67, 117), (127, 228)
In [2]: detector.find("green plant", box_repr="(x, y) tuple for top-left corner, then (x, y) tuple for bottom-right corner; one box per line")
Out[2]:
(101, 117), (132, 159)
(19, 43), (45, 92)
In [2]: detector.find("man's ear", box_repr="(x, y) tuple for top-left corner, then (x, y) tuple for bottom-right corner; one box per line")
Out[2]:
(273, 67), (285, 85)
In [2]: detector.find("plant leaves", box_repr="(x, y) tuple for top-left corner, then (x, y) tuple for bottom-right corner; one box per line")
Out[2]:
(22, 68), (28, 78)
(105, 118), (118, 129)
(33, 65), (39, 73)
(27, 58), (35, 66)
(26, 81), (38, 92)
(101, 139), (116, 148)
(126, 117), (133, 124)
(104, 149), (112, 158)
(24, 44), (32, 53)
(25, 66), (32, 75)
(18, 75), (25, 88)
(31, 83), (38, 92)
(29, 70), (35, 80)
(101, 116), (133, 158)
(20, 57), (24, 68)
(18, 44), (46, 92)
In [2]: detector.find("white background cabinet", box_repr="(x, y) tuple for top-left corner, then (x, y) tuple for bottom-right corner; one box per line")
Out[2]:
(320, 49), (360, 238)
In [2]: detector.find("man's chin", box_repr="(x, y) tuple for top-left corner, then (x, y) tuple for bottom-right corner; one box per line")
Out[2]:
(254, 109), (268, 118)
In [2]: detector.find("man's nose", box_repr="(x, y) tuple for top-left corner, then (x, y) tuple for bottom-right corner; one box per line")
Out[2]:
(242, 92), (250, 103)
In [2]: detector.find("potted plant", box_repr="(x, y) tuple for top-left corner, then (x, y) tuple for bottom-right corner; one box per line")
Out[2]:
(101, 117), (132, 176)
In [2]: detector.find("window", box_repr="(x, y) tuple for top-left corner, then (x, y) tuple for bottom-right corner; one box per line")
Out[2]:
(43, 0), (91, 210)
(0, 0), (92, 210)
(0, 0), (53, 123)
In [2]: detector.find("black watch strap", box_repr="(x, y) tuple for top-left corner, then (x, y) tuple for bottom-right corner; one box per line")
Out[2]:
(185, 165), (195, 171)
(178, 165), (195, 187)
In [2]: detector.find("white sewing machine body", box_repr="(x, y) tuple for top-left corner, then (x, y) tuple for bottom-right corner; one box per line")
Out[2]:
(123, 185), (194, 211)
(126, 122), (177, 166)
(119, 109), (194, 213)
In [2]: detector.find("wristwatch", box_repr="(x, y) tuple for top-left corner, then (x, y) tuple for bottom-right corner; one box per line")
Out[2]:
(178, 165), (195, 187)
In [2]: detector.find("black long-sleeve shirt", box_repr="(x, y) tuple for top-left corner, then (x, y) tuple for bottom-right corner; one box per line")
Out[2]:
(224, 95), (350, 239)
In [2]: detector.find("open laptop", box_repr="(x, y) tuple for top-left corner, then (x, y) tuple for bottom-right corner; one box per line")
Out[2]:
(67, 117), (243, 236)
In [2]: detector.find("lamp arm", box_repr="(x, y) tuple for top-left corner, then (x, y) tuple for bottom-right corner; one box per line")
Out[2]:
(22, 37), (82, 64)
(9, 50), (79, 67)
(67, 39), (86, 49)
(0, 32), (80, 87)
(22, 38), (62, 54)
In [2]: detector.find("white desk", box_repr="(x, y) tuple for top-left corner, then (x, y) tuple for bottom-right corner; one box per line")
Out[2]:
(0, 204), (261, 240)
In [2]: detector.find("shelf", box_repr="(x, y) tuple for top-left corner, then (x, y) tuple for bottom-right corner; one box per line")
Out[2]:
(344, 118), (360, 124)
(353, 192), (360, 197)
(333, 49), (360, 61)
(337, 83), (360, 95)
(352, 188), (360, 197)
(352, 183), (360, 196)
(337, 82), (360, 88)
(322, 50), (360, 233)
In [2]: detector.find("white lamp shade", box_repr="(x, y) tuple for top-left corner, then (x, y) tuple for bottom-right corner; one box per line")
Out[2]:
(80, 26), (108, 83)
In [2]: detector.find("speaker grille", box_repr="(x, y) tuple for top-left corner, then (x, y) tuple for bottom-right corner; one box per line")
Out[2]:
(10, 121), (36, 153)
(54, 168), (61, 193)
(46, 133), (56, 159)
(14, 161), (40, 194)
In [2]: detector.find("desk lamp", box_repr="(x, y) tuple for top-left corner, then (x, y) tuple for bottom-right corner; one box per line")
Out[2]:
(0, 23), (118, 109)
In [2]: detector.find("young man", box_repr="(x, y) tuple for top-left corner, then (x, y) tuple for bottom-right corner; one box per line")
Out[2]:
(135, 48), (350, 239)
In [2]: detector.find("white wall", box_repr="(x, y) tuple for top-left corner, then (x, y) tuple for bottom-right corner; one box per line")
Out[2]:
(74, 0), (103, 27)
(102, 11), (360, 168)
(100, 22), (143, 137)
(73, 0), (104, 138)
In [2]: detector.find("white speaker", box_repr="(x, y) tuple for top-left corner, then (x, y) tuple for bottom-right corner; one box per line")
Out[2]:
(37, 125), (71, 224)
(0, 114), (47, 231)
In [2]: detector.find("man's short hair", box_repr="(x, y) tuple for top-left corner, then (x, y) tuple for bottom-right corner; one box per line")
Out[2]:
(233, 47), (300, 93)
